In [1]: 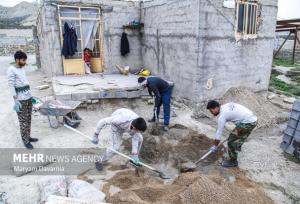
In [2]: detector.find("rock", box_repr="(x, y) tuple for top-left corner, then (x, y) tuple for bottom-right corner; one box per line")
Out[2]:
(272, 66), (291, 75)
(109, 185), (122, 196)
(276, 75), (296, 85)
(283, 97), (296, 104)
(267, 93), (277, 100)
(147, 99), (154, 104)
(286, 70), (300, 77)
(227, 176), (236, 184)
(92, 99), (99, 104)
(36, 84), (49, 90)
(180, 162), (197, 173)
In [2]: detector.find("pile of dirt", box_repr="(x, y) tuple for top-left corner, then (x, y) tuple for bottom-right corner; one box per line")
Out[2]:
(221, 88), (282, 128)
(193, 87), (284, 128)
(103, 170), (273, 204)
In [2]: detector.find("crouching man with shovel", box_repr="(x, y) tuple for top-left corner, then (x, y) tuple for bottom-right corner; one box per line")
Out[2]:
(207, 101), (257, 168)
(91, 108), (147, 171)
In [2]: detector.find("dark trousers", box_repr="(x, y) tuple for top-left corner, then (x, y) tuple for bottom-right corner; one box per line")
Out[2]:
(156, 86), (173, 126)
(17, 98), (32, 144)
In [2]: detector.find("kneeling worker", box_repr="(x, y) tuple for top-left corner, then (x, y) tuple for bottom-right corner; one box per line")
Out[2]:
(91, 108), (147, 171)
(207, 101), (257, 168)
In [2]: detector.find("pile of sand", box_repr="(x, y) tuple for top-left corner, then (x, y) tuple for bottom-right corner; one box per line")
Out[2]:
(103, 170), (273, 204)
(221, 88), (282, 128)
(194, 88), (283, 128)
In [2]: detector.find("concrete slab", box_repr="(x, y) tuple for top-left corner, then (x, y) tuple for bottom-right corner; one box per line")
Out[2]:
(53, 74), (141, 101)
(53, 74), (175, 102)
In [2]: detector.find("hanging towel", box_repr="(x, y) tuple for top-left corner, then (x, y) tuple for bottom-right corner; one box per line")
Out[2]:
(62, 22), (78, 57)
(120, 32), (130, 56)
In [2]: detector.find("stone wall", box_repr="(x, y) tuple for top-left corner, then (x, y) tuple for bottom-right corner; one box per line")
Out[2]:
(141, 0), (278, 102)
(0, 44), (35, 56)
(36, 0), (142, 77)
(0, 29), (35, 56)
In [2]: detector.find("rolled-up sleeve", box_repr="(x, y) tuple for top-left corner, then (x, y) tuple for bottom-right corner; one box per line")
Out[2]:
(131, 132), (143, 155)
(7, 68), (16, 97)
(215, 115), (226, 140)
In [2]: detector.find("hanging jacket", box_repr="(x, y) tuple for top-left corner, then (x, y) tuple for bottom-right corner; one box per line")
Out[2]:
(120, 32), (130, 56)
(62, 22), (78, 57)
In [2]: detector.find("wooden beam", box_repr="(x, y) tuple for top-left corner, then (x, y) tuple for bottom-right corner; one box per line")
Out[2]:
(274, 32), (292, 58)
(276, 25), (299, 29)
(277, 19), (300, 25)
(292, 28), (298, 64)
(276, 29), (296, 32)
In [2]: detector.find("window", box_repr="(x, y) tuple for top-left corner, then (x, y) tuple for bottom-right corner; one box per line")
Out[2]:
(58, 5), (101, 59)
(235, 0), (260, 39)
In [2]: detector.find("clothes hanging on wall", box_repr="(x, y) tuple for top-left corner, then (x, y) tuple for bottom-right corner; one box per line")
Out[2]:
(62, 22), (78, 57)
(120, 32), (130, 56)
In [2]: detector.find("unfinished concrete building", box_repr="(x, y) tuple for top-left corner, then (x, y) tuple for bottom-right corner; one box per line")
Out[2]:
(35, 0), (278, 103)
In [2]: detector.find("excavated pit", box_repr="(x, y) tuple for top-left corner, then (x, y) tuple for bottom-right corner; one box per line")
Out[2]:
(124, 123), (223, 174)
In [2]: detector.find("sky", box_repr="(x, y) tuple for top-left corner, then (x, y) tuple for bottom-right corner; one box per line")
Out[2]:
(0, 0), (299, 20)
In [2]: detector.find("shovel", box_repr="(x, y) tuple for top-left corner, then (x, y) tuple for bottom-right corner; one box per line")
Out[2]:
(195, 139), (228, 166)
(64, 124), (170, 179)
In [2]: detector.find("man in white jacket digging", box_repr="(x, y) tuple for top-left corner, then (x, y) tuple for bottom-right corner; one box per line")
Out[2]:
(91, 108), (147, 171)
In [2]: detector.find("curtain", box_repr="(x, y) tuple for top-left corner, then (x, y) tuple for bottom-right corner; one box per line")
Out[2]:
(82, 20), (99, 51)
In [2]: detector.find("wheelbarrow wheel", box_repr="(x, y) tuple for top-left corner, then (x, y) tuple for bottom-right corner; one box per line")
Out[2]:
(63, 111), (81, 128)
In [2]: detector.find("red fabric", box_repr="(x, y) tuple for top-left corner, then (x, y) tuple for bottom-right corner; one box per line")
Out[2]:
(84, 52), (92, 62)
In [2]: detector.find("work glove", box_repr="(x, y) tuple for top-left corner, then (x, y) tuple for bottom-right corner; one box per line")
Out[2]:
(209, 145), (218, 153)
(31, 97), (40, 105)
(91, 133), (99, 145)
(13, 100), (22, 112)
(130, 154), (140, 165)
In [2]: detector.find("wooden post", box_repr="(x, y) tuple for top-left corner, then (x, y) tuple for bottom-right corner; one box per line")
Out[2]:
(292, 27), (298, 64)
(273, 32), (292, 58)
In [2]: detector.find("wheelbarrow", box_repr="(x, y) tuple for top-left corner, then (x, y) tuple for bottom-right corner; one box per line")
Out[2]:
(35, 99), (82, 129)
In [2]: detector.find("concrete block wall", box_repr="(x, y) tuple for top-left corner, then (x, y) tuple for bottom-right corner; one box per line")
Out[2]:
(37, 0), (278, 103)
(141, 0), (278, 102)
(36, 3), (64, 77)
(195, 0), (278, 101)
(141, 0), (200, 101)
(36, 0), (143, 77)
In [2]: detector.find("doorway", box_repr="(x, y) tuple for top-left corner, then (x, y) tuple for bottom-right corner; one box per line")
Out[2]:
(58, 5), (104, 75)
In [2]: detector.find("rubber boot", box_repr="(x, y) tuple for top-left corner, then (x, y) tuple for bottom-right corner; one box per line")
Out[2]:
(24, 143), (34, 150)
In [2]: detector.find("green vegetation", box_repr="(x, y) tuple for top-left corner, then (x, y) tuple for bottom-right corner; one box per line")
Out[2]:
(270, 74), (300, 96)
(273, 58), (300, 69)
(284, 153), (300, 164)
